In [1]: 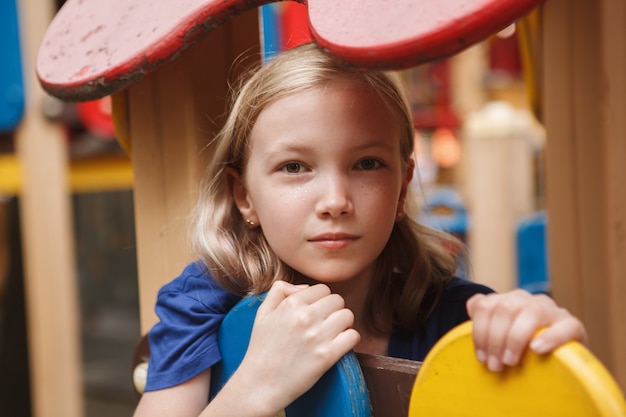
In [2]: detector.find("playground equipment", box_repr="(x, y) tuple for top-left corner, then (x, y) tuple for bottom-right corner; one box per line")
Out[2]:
(24, 0), (626, 415)
(0, 0), (24, 132)
(129, 294), (626, 416)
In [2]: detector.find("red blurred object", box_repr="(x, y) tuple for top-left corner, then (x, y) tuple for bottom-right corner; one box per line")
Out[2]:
(281, 3), (311, 50)
(489, 30), (522, 78)
(75, 97), (115, 139)
(411, 61), (460, 130)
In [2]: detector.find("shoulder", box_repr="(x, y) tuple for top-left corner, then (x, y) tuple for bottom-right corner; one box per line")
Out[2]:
(145, 261), (241, 391)
(433, 277), (494, 322)
(440, 276), (494, 303)
(389, 277), (494, 361)
(155, 260), (240, 315)
(427, 277), (494, 334)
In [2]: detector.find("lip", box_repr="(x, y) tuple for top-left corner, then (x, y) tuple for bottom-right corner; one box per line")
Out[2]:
(308, 233), (359, 250)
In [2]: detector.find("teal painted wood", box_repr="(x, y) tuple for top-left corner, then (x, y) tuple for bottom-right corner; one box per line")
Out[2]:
(210, 294), (371, 417)
(0, 0), (24, 132)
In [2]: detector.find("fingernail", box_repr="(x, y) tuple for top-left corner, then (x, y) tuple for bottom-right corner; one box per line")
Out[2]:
(488, 355), (503, 372)
(476, 349), (487, 363)
(530, 338), (548, 354)
(502, 349), (516, 366)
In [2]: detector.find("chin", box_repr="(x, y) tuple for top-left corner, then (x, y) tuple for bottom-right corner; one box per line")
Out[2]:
(305, 272), (364, 285)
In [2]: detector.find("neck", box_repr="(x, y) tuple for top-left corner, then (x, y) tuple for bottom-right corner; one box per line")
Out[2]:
(327, 274), (392, 356)
(327, 278), (370, 324)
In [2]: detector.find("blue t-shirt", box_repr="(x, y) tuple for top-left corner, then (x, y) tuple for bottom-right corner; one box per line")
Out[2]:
(145, 261), (493, 391)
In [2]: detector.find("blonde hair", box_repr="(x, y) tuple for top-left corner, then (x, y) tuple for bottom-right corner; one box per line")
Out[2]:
(192, 43), (461, 334)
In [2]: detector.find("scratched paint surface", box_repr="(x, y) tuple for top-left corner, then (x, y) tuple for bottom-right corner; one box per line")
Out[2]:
(308, 0), (545, 68)
(309, 0), (497, 48)
(37, 0), (263, 100)
(37, 0), (544, 101)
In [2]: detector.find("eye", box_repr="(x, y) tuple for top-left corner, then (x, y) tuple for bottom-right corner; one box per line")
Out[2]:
(280, 162), (305, 174)
(356, 158), (383, 170)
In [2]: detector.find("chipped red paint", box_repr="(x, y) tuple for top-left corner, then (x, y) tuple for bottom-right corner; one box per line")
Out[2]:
(37, 0), (269, 101)
(308, 0), (546, 70)
(37, 0), (544, 102)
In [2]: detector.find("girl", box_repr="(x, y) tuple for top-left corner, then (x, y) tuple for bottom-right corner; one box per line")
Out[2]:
(134, 43), (586, 417)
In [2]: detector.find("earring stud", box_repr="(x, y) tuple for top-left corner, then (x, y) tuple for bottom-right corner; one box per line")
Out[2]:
(246, 219), (255, 226)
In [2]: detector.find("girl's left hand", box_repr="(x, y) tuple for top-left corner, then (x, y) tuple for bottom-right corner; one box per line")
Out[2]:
(466, 289), (588, 372)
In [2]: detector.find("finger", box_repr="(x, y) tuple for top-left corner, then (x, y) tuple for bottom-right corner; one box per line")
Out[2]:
(286, 283), (332, 306)
(332, 328), (361, 355)
(259, 280), (300, 314)
(496, 293), (558, 364)
(529, 315), (587, 354)
(499, 307), (546, 366)
(466, 292), (487, 318)
(310, 293), (346, 320)
(317, 306), (355, 340)
(466, 293), (491, 364)
(468, 291), (529, 371)
(287, 293), (349, 343)
(482, 306), (516, 372)
(262, 282), (329, 313)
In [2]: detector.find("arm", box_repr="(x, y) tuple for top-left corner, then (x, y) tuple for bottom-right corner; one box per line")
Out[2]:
(135, 281), (359, 417)
(134, 370), (212, 417)
(134, 367), (284, 417)
(466, 289), (588, 372)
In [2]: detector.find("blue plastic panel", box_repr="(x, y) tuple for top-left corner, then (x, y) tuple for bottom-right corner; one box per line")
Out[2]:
(0, 0), (25, 132)
(516, 212), (550, 294)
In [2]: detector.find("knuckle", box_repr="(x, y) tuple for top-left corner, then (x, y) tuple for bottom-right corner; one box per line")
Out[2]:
(472, 294), (493, 311)
(492, 300), (518, 316)
(283, 294), (300, 309)
(314, 283), (331, 295)
(294, 309), (314, 328)
(535, 293), (556, 306)
(271, 279), (287, 289)
(329, 293), (346, 308)
(521, 302), (545, 317)
(335, 308), (355, 328)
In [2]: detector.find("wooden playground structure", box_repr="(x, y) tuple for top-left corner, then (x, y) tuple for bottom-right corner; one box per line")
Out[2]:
(3, 0), (626, 416)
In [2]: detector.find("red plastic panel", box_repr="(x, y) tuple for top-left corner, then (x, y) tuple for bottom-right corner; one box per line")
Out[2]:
(309, 0), (545, 69)
(37, 0), (544, 101)
(36, 0), (264, 101)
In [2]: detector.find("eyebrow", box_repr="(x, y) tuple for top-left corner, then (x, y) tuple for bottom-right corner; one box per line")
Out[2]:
(265, 140), (396, 157)
(351, 140), (396, 153)
(263, 143), (313, 158)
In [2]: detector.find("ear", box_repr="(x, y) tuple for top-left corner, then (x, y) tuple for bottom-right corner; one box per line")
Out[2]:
(227, 166), (259, 225)
(396, 158), (415, 220)
(399, 157), (415, 201)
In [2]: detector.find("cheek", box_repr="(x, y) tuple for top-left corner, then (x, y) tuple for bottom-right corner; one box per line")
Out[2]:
(361, 182), (401, 214)
(278, 186), (311, 202)
(253, 186), (312, 227)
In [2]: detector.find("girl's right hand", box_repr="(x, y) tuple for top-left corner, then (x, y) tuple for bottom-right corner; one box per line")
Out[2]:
(134, 281), (359, 417)
(229, 281), (360, 415)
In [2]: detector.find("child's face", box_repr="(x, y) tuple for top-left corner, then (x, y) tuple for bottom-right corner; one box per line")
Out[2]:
(233, 79), (412, 287)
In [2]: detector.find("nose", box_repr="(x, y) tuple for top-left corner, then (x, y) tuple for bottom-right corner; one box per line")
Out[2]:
(316, 173), (354, 218)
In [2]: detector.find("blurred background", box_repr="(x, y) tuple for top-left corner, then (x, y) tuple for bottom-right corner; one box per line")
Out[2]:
(2, 1), (621, 416)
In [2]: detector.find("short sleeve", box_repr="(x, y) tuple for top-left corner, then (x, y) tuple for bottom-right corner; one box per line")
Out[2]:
(144, 261), (241, 391)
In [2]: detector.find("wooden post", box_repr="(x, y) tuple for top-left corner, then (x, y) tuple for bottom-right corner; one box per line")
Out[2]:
(543, 0), (626, 390)
(15, 0), (84, 416)
(121, 9), (261, 333)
